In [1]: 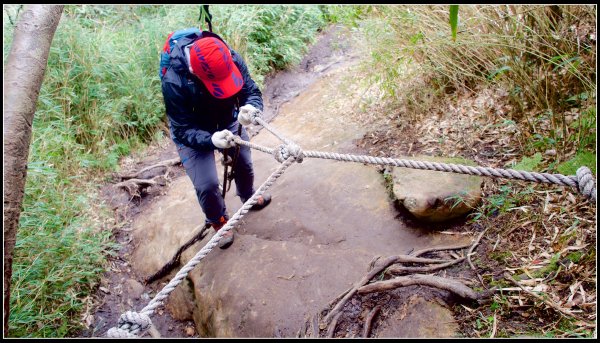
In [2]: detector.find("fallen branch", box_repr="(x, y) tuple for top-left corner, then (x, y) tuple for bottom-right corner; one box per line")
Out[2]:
(114, 175), (168, 197)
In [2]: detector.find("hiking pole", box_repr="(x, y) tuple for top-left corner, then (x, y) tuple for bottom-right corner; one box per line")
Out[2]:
(221, 148), (232, 198)
(220, 123), (243, 199)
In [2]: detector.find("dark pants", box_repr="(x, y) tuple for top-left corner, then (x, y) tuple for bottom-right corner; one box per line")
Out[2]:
(176, 122), (255, 225)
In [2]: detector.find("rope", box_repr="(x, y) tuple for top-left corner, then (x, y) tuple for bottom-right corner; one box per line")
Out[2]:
(251, 116), (304, 163)
(232, 135), (274, 155)
(229, 126), (596, 201)
(577, 166), (596, 200)
(106, 311), (152, 338)
(109, 115), (595, 337)
(106, 157), (296, 337)
(300, 150), (595, 201)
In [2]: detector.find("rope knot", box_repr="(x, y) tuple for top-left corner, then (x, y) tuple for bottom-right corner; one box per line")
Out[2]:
(576, 166), (596, 201)
(274, 144), (304, 163)
(106, 311), (152, 338)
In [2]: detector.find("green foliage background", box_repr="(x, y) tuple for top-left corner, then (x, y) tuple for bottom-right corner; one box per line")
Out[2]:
(3, 4), (328, 337)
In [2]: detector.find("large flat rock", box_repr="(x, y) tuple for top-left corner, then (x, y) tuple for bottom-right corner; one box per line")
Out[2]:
(130, 53), (470, 338)
(392, 156), (483, 223)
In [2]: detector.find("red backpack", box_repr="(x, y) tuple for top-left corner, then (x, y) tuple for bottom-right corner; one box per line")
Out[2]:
(158, 28), (202, 80)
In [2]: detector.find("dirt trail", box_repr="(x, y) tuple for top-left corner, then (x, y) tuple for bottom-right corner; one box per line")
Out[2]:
(86, 24), (471, 338)
(83, 24), (361, 338)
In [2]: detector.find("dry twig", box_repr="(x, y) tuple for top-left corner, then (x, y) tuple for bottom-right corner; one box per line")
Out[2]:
(503, 272), (592, 324)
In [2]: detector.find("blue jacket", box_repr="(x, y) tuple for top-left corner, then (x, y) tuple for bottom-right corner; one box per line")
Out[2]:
(161, 35), (263, 150)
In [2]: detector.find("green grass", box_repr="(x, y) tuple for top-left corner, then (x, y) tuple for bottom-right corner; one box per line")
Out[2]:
(556, 151), (596, 175)
(209, 5), (327, 87)
(4, 4), (331, 337)
(512, 153), (543, 172)
(349, 5), (596, 158)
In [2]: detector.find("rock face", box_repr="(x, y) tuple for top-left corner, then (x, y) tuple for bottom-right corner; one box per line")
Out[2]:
(376, 296), (458, 338)
(128, 31), (471, 338)
(391, 156), (483, 223)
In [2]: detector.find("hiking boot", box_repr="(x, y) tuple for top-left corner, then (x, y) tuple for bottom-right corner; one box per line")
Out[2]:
(249, 193), (272, 211)
(211, 216), (234, 249)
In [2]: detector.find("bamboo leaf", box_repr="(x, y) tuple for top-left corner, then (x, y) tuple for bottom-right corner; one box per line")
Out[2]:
(449, 5), (459, 42)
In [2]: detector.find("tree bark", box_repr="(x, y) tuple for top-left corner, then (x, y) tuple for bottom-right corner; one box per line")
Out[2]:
(3, 5), (63, 336)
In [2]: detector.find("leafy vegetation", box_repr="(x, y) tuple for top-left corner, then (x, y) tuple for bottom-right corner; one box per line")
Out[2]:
(3, 4), (329, 337)
(337, 5), (595, 338)
(3, 4), (595, 338)
(211, 5), (326, 87)
(346, 5), (595, 165)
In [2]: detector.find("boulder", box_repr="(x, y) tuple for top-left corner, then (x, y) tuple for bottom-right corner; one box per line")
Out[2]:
(391, 156), (483, 223)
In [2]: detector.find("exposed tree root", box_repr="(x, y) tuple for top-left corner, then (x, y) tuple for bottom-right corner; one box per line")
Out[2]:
(467, 227), (489, 288)
(144, 223), (212, 284)
(114, 158), (181, 198)
(300, 230), (494, 338)
(326, 312), (343, 338)
(386, 257), (466, 275)
(362, 305), (381, 338)
(119, 158), (181, 180)
(357, 274), (487, 301)
(410, 242), (473, 258)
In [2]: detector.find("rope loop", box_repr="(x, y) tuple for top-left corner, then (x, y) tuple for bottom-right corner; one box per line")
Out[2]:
(106, 311), (152, 338)
(576, 166), (597, 201)
(106, 327), (138, 338)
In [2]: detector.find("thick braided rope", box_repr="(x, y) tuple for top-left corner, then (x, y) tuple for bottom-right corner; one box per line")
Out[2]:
(252, 116), (294, 146)
(106, 157), (296, 337)
(252, 116), (304, 163)
(232, 135), (274, 155)
(106, 311), (152, 338)
(576, 167), (596, 200)
(232, 135), (596, 201)
(302, 150), (596, 201)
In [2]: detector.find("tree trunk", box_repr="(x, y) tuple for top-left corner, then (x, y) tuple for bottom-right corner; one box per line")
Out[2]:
(3, 5), (64, 336)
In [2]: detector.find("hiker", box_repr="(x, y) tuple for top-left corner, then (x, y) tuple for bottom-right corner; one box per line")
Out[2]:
(160, 31), (271, 249)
